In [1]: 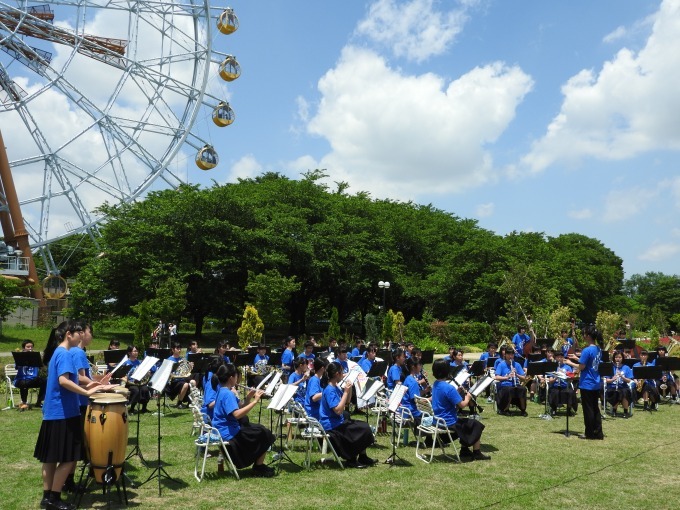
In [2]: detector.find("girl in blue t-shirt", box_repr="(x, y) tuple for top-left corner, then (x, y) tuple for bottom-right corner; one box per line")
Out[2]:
(304, 358), (327, 419)
(211, 364), (276, 477)
(34, 320), (101, 510)
(567, 325), (604, 440)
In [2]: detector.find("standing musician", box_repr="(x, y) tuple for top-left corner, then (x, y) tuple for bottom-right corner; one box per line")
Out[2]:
(125, 345), (150, 414)
(305, 358), (327, 419)
(512, 324), (533, 358)
(559, 319), (578, 356)
(567, 325), (603, 440)
(494, 348), (529, 416)
(34, 321), (101, 510)
(387, 348), (406, 390)
(634, 350), (660, 411)
(431, 359), (490, 461)
(280, 336), (296, 382)
(547, 351), (577, 416)
(655, 346), (678, 402)
(211, 364), (276, 477)
(14, 340), (46, 410)
(319, 362), (377, 468)
(166, 341), (190, 409)
(605, 351), (633, 418)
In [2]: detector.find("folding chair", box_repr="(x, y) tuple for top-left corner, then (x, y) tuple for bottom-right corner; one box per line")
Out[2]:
(299, 416), (344, 470)
(371, 389), (390, 433)
(414, 396), (460, 464)
(193, 405), (239, 481)
(285, 401), (310, 450)
(392, 406), (414, 448)
(3, 364), (18, 410)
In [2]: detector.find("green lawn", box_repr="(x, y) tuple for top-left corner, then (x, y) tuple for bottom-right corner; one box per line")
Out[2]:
(1, 388), (679, 510)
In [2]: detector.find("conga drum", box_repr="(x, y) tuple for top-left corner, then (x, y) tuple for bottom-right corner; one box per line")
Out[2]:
(85, 393), (129, 483)
(111, 386), (131, 399)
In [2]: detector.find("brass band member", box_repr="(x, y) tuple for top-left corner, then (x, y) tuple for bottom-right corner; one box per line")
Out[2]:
(547, 351), (577, 416)
(125, 345), (150, 414)
(605, 351), (633, 418)
(494, 349), (528, 416)
(655, 346), (678, 402)
(166, 341), (190, 409)
(633, 350), (659, 411)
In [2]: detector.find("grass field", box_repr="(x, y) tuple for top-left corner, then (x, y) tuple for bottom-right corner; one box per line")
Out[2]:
(1, 381), (679, 510)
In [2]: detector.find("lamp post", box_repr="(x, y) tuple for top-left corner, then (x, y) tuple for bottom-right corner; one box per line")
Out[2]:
(378, 280), (390, 311)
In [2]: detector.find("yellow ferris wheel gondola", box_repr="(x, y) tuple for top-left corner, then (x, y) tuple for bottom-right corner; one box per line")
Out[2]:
(42, 275), (68, 299)
(219, 55), (241, 82)
(212, 102), (235, 127)
(217, 8), (239, 35)
(196, 145), (218, 170)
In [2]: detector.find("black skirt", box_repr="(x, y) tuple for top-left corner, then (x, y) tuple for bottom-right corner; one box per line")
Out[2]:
(327, 419), (374, 461)
(449, 417), (485, 448)
(226, 423), (275, 469)
(34, 416), (84, 463)
(606, 387), (632, 406)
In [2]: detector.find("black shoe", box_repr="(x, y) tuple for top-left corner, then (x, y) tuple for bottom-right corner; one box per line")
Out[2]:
(459, 447), (473, 457)
(252, 464), (275, 478)
(520, 411), (528, 417)
(345, 460), (368, 469)
(622, 411), (629, 419)
(550, 409), (556, 417)
(40, 497), (50, 508)
(502, 411), (511, 417)
(175, 403), (187, 410)
(473, 450), (491, 461)
(47, 501), (76, 510)
(357, 454), (378, 466)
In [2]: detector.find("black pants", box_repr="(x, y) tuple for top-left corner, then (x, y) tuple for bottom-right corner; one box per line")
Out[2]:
(15, 377), (46, 403)
(580, 388), (603, 439)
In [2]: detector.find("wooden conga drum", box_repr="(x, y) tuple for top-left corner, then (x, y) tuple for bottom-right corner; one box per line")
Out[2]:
(85, 393), (129, 483)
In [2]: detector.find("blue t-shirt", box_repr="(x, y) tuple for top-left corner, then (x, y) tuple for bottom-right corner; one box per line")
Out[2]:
(43, 347), (80, 420)
(607, 364), (633, 389)
(551, 363), (573, 388)
(253, 353), (268, 367)
(305, 375), (323, 419)
(70, 346), (91, 407)
(387, 364), (403, 389)
(579, 345), (602, 391)
(288, 371), (307, 405)
(298, 352), (315, 361)
(401, 374), (421, 418)
(281, 349), (294, 370)
(495, 360), (525, 387)
(358, 357), (374, 374)
(212, 387), (241, 440)
(431, 380), (462, 426)
(512, 333), (530, 354)
(319, 384), (344, 430)
(336, 358), (349, 373)
(351, 347), (361, 358)
(14, 364), (39, 383)
(561, 337), (575, 357)
(201, 373), (217, 420)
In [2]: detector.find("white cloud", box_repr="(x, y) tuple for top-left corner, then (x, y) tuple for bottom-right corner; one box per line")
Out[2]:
(602, 186), (657, 223)
(603, 26), (627, 44)
(226, 155), (263, 181)
(521, 0), (680, 173)
(638, 242), (680, 261)
(475, 202), (494, 218)
(355, 0), (476, 63)
(568, 208), (593, 220)
(305, 46), (533, 199)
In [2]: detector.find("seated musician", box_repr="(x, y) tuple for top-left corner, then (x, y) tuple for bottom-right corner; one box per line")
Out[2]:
(248, 343), (270, 388)
(14, 340), (46, 410)
(358, 345), (378, 374)
(605, 351), (633, 418)
(201, 356), (225, 421)
(410, 347), (431, 398)
(634, 350), (659, 411)
(280, 336), (296, 382)
(106, 339), (121, 372)
(431, 359), (490, 461)
(214, 340), (231, 364)
(536, 348), (556, 403)
(547, 351), (577, 416)
(319, 362), (376, 468)
(655, 346), (678, 401)
(305, 358), (327, 419)
(125, 345), (150, 414)
(288, 358), (309, 406)
(442, 345), (457, 366)
(326, 338), (338, 353)
(335, 346), (350, 374)
(450, 349), (475, 414)
(387, 348), (406, 390)
(401, 357), (423, 428)
(525, 345), (542, 402)
(494, 348), (528, 416)
(297, 341), (316, 362)
(166, 341), (190, 409)
(350, 338), (363, 358)
(211, 364), (276, 477)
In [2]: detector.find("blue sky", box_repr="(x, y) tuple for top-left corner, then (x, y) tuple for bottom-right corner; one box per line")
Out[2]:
(189, 0), (680, 279)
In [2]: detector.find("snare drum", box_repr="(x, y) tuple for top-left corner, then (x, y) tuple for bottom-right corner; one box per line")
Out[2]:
(85, 394), (129, 484)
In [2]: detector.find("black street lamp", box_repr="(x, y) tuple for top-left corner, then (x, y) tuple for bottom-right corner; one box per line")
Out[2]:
(378, 280), (390, 311)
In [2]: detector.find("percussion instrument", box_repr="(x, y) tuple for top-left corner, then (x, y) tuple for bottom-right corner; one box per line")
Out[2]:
(111, 386), (130, 398)
(85, 393), (129, 484)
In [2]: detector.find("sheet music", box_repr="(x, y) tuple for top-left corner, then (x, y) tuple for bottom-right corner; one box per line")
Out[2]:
(454, 369), (470, 386)
(267, 384), (298, 411)
(264, 371), (282, 396)
(255, 370), (274, 390)
(129, 356), (159, 382)
(359, 378), (384, 401)
(387, 384), (407, 412)
(469, 376), (494, 397)
(109, 355), (129, 378)
(150, 359), (175, 392)
(340, 368), (360, 387)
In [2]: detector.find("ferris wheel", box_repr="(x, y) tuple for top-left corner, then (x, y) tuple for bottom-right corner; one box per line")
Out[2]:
(0, 0), (240, 288)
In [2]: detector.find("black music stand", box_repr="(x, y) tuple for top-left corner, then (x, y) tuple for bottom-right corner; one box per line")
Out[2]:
(377, 349), (393, 365)
(367, 360), (388, 378)
(601, 350), (610, 362)
(146, 348), (172, 362)
(268, 352), (282, 368)
(141, 359), (180, 496)
(598, 362), (614, 414)
(7, 352), (43, 410)
(103, 350), (127, 377)
(527, 361), (557, 421)
(655, 356), (680, 371)
(623, 358), (640, 369)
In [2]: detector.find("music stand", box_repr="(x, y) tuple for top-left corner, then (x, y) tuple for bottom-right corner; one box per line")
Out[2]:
(5, 352), (42, 410)
(385, 384), (407, 466)
(367, 361), (388, 379)
(141, 359), (180, 496)
(600, 350), (610, 362)
(358, 378), (384, 423)
(268, 352), (282, 368)
(623, 358), (640, 369)
(598, 362), (614, 414)
(528, 353), (544, 363)
(632, 365), (663, 410)
(656, 356), (680, 371)
(267, 384), (300, 472)
(377, 349), (393, 365)
(103, 349), (127, 366)
(125, 356), (159, 469)
(527, 362), (557, 421)
(146, 348), (172, 362)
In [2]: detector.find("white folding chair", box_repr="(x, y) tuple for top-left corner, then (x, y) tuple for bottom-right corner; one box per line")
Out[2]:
(392, 406), (414, 448)
(371, 389), (390, 433)
(3, 364), (18, 411)
(414, 396), (460, 464)
(299, 415), (344, 470)
(192, 405), (239, 481)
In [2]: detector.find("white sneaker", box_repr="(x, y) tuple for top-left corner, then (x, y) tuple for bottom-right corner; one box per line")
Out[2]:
(487, 397), (493, 403)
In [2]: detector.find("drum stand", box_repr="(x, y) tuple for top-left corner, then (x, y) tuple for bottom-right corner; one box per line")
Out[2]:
(140, 396), (179, 496)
